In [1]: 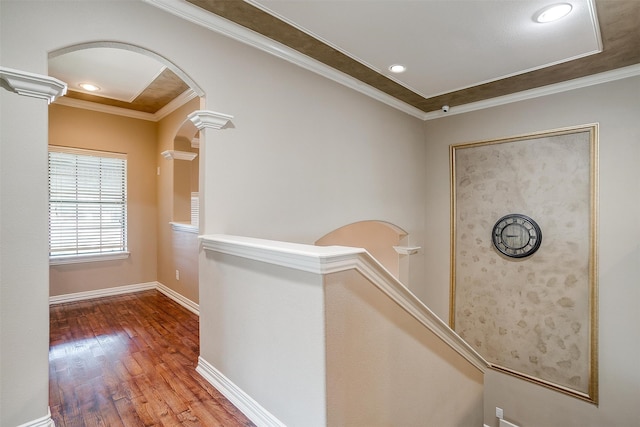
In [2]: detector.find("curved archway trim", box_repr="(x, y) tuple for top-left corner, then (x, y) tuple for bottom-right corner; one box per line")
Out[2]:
(48, 41), (205, 97)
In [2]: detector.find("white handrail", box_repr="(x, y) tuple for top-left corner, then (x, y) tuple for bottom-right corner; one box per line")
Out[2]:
(200, 234), (488, 372)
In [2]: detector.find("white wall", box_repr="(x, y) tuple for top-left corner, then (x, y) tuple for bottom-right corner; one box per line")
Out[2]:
(0, 88), (51, 427)
(422, 76), (640, 426)
(197, 48), (429, 293)
(200, 250), (327, 426)
(6, 1), (635, 425)
(0, 0), (428, 424)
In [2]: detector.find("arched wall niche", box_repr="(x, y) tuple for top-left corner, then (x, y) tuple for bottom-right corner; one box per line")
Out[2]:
(174, 117), (200, 144)
(315, 220), (410, 280)
(170, 117), (201, 226)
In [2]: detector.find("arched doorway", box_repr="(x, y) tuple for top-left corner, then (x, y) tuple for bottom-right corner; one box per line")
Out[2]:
(47, 42), (205, 304)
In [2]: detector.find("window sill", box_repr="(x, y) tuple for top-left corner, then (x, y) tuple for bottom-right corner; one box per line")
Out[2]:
(170, 222), (199, 234)
(50, 252), (130, 266)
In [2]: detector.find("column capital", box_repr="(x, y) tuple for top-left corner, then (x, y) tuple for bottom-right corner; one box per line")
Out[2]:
(188, 110), (234, 130)
(0, 66), (67, 103)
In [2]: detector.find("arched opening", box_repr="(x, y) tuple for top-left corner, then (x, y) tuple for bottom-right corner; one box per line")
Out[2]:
(315, 220), (411, 280)
(47, 41), (205, 305)
(49, 41), (204, 101)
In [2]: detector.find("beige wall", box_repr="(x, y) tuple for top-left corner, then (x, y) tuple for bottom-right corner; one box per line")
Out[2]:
(157, 98), (201, 303)
(315, 220), (407, 279)
(48, 94), (201, 304)
(423, 76), (640, 426)
(197, 47), (429, 298)
(48, 105), (158, 295)
(325, 269), (484, 427)
(3, 0), (420, 423)
(3, 0), (638, 425)
(172, 135), (198, 222)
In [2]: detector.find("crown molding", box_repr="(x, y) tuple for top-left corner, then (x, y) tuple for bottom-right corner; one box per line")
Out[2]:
(52, 88), (198, 122)
(143, 0), (426, 120)
(143, 0), (640, 122)
(154, 88), (198, 120)
(161, 150), (198, 161)
(53, 96), (157, 120)
(422, 63), (640, 120)
(188, 109), (234, 130)
(0, 66), (67, 103)
(148, 0), (640, 123)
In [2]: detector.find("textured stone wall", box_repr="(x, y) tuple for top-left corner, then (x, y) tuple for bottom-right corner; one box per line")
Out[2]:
(453, 129), (593, 394)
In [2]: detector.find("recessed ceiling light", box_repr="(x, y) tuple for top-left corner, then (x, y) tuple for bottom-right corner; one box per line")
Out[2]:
(389, 64), (407, 73)
(534, 3), (573, 23)
(78, 83), (101, 92)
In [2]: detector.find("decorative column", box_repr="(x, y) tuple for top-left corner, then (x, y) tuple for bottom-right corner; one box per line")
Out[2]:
(0, 66), (66, 427)
(187, 110), (234, 233)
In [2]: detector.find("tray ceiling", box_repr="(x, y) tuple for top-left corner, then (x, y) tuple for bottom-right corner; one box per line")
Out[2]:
(49, 0), (640, 119)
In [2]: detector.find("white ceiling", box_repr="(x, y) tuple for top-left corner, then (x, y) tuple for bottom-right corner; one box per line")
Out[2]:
(248, 0), (601, 99)
(49, 48), (167, 102)
(48, 0), (632, 119)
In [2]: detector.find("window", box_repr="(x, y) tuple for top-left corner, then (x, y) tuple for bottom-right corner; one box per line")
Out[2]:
(48, 146), (128, 264)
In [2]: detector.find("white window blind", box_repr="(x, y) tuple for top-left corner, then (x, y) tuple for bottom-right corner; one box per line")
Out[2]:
(191, 192), (199, 227)
(48, 146), (127, 262)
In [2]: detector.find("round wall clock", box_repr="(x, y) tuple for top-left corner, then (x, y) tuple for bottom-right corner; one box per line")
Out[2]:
(491, 214), (542, 258)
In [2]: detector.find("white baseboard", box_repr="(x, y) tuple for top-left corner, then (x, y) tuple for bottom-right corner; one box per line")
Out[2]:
(49, 281), (199, 316)
(49, 282), (156, 304)
(16, 407), (55, 427)
(155, 282), (199, 315)
(196, 356), (285, 427)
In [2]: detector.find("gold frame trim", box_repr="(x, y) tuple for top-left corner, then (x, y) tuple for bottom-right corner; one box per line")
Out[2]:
(449, 124), (599, 404)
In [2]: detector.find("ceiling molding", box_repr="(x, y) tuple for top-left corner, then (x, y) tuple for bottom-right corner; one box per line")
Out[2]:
(54, 96), (158, 121)
(422, 63), (640, 120)
(143, 0), (426, 119)
(154, 89), (199, 120)
(144, 0), (640, 121)
(53, 88), (198, 122)
(0, 66), (67, 103)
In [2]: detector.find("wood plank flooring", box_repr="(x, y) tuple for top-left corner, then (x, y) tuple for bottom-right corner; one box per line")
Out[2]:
(49, 290), (255, 427)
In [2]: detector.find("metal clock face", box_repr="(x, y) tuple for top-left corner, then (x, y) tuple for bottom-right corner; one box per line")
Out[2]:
(492, 214), (542, 258)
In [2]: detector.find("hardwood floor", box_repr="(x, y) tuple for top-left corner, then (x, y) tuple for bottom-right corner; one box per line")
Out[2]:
(49, 290), (255, 426)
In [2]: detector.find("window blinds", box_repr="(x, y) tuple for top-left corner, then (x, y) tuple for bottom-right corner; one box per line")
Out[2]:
(48, 146), (127, 259)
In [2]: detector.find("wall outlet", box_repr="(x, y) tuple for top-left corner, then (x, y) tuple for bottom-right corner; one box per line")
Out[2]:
(496, 407), (504, 419)
(175, 270), (180, 280)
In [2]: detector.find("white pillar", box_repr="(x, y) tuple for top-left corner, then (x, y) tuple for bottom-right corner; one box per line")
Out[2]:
(188, 109), (234, 233)
(0, 67), (66, 427)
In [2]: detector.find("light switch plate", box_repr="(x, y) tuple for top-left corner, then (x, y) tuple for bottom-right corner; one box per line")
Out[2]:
(496, 407), (504, 419)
